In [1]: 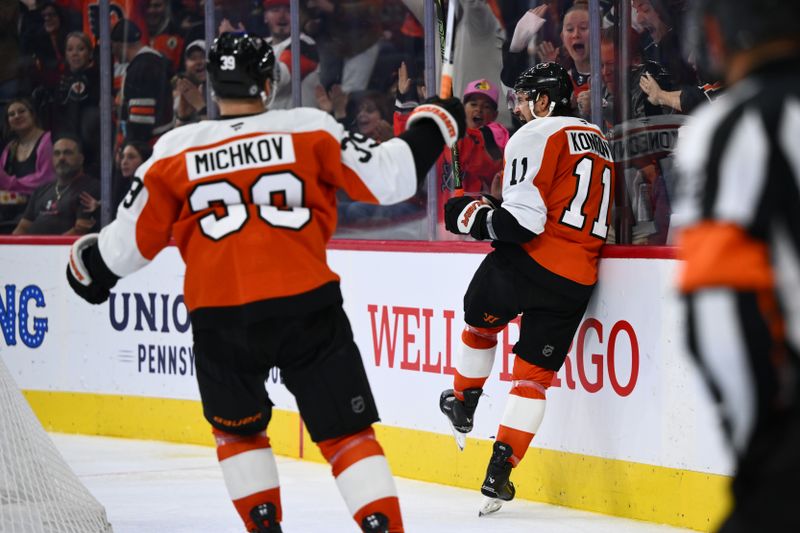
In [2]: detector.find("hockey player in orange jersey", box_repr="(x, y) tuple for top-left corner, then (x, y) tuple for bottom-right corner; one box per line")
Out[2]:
(66, 32), (466, 533)
(439, 62), (615, 515)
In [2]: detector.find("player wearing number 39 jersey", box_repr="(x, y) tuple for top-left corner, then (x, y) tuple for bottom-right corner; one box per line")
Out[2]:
(439, 62), (615, 516)
(65, 33), (466, 533)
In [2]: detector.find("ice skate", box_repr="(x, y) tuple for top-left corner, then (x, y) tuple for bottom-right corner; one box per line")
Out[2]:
(249, 502), (282, 532)
(478, 441), (516, 516)
(439, 388), (482, 450)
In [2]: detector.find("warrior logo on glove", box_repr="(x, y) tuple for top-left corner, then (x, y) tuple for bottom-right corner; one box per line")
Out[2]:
(443, 194), (500, 239)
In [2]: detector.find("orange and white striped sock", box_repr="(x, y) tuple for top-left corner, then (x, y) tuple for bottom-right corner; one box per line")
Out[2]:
(496, 358), (555, 465)
(213, 428), (281, 532)
(453, 325), (504, 400)
(318, 427), (403, 532)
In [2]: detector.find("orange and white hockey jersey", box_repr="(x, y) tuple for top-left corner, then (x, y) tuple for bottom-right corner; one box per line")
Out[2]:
(97, 108), (417, 327)
(496, 116), (614, 287)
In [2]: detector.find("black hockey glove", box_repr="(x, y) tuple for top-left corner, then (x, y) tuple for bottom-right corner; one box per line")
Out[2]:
(66, 234), (118, 304)
(406, 96), (466, 147)
(444, 194), (501, 240)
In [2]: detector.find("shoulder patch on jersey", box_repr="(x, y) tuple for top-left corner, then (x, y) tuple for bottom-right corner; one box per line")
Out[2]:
(186, 133), (296, 180)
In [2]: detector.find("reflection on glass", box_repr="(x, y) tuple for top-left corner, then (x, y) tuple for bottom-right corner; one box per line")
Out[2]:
(0, 0), (723, 241)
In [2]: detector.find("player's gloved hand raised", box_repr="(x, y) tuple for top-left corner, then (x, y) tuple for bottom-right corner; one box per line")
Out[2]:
(444, 194), (500, 239)
(66, 234), (113, 304)
(406, 96), (466, 148)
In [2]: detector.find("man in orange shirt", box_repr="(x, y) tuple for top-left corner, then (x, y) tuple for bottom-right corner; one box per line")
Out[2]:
(66, 32), (465, 533)
(439, 62), (615, 516)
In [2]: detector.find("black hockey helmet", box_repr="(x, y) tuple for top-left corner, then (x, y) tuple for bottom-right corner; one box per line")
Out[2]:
(513, 62), (573, 113)
(208, 32), (276, 99)
(684, 0), (800, 78)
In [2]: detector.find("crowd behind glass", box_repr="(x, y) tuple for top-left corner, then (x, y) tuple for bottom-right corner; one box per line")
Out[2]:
(0, 0), (717, 243)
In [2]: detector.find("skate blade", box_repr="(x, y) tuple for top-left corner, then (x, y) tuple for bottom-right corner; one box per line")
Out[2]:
(446, 420), (466, 451)
(478, 496), (504, 517)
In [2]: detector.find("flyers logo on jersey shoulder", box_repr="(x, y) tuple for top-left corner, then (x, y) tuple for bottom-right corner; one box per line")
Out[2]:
(566, 129), (612, 161)
(186, 133), (296, 180)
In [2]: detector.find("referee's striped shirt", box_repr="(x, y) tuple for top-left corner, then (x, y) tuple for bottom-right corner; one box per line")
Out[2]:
(673, 55), (800, 450)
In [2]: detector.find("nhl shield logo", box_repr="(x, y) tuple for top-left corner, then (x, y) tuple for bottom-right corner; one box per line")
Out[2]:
(351, 396), (365, 414)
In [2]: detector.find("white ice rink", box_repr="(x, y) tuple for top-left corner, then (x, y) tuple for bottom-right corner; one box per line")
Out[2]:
(52, 433), (696, 533)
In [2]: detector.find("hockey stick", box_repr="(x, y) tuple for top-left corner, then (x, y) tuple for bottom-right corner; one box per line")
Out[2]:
(435, 0), (464, 197)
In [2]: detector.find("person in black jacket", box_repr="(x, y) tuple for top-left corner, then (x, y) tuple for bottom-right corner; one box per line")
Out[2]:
(53, 31), (100, 177)
(110, 19), (173, 145)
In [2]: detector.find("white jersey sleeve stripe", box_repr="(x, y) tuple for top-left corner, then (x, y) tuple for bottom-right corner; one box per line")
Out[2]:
(97, 184), (151, 277)
(498, 122), (552, 235)
(337, 127), (417, 205)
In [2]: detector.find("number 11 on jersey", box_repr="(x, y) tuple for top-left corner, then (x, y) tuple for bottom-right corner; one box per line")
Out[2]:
(560, 157), (612, 240)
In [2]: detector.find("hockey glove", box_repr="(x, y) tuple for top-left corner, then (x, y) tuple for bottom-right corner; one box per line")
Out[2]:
(66, 233), (117, 304)
(406, 96), (466, 148)
(444, 194), (500, 239)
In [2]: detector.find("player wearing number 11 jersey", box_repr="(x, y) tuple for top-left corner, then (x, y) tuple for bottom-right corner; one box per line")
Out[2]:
(65, 32), (466, 533)
(439, 62), (615, 516)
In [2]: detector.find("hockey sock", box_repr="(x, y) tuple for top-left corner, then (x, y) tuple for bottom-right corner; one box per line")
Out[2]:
(213, 428), (281, 531)
(453, 325), (504, 400)
(496, 358), (555, 466)
(318, 427), (404, 532)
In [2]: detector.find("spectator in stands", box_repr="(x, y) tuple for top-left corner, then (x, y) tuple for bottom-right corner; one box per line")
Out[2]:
(0, 99), (54, 232)
(80, 139), (152, 220)
(632, 0), (695, 85)
(177, 0), (205, 45)
(315, 83), (349, 122)
(264, 0), (290, 41)
(347, 90), (394, 142)
(304, 0), (383, 93)
(29, 2), (73, 94)
(538, 0), (591, 97)
(53, 31), (100, 177)
(454, 78), (508, 195)
(638, 68), (722, 115)
(111, 19), (173, 145)
(501, 4), (551, 118)
(401, 0), (507, 124)
(577, 34), (616, 131)
(336, 66), (422, 232)
(12, 135), (98, 235)
(145, 0), (185, 72)
(175, 39), (207, 125)
(265, 0), (320, 108)
(576, 29), (649, 126)
(0, 0), (21, 103)
(394, 70), (507, 196)
(80, 0), (149, 48)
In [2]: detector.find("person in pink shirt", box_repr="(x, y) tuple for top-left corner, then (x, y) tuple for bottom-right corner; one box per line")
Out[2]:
(0, 99), (55, 232)
(457, 78), (510, 194)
